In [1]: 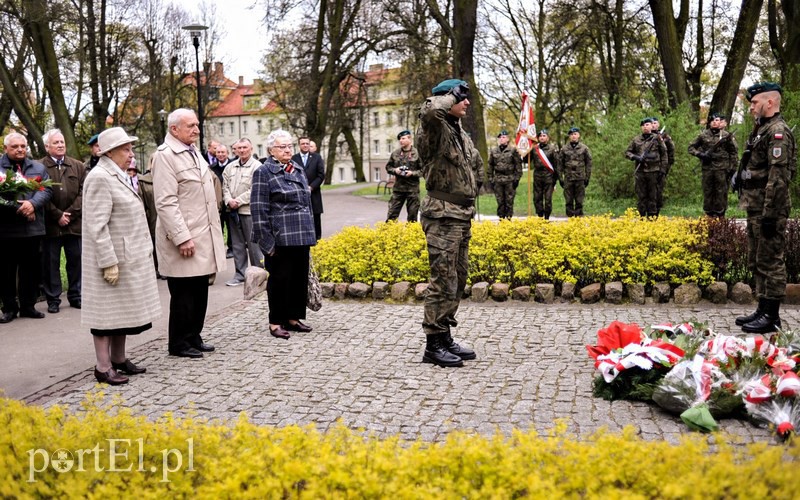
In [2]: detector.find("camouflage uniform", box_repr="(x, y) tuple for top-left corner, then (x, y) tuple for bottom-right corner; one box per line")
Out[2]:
(655, 131), (675, 210)
(559, 141), (592, 217)
(625, 133), (667, 217)
(738, 113), (796, 302)
(688, 128), (739, 216)
(531, 143), (560, 219)
(385, 146), (422, 222)
(416, 93), (477, 339)
(488, 144), (522, 219)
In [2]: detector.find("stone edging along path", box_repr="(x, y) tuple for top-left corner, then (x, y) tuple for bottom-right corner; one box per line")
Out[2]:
(322, 281), (800, 306)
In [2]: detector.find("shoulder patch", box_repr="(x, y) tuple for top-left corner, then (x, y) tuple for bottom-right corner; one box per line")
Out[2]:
(775, 133), (783, 140)
(773, 147), (782, 158)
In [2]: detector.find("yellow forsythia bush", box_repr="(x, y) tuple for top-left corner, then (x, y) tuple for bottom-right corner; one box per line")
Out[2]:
(312, 212), (714, 286)
(2, 395), (798, 498)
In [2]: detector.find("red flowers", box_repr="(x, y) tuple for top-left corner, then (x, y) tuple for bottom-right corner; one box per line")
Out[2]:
(586, 321), (643, 360)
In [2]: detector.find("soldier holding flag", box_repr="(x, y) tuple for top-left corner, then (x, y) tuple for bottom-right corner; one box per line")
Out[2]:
(531, 129), (559, 220)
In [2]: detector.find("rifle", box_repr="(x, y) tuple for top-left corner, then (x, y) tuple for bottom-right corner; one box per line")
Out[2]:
(731, 123), (761, 197)
(702, 130), (734, 164)
(633, 134), (659, 174)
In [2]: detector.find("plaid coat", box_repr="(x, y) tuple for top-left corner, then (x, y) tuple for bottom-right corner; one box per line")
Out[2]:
(251, 157), (316, 255)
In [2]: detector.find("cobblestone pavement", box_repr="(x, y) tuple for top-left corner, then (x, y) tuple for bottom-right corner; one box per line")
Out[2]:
(29, 299), (797, 444)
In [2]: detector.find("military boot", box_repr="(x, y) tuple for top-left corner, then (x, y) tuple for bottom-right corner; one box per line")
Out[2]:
(422, 333), (464, 367)
(735, 298), (764, 326)
(742, 299), (782, 334)
(443, 331), (476, 360)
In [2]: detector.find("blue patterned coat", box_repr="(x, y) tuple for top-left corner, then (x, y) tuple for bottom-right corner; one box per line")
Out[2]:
(251, 157), (316, 254)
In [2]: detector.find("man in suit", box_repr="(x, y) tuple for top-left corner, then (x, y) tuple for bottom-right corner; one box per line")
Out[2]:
(40, 128), (87, 313)
(292, 136), (325, 240)
(152, 109), (226, 358)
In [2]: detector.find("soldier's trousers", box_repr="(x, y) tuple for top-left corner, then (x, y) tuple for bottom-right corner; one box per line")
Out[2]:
(746, 214), (786, 301)
(563, 180), (585, 217)
(493, 182), (516, 219)
(534, 174), (555, 218)
(387, 190), (420, 222)
(421, 216), (471, 335)
(656, 173), (666, 210)
(702, 169), (729, 216)
(635, 171), (659, 217)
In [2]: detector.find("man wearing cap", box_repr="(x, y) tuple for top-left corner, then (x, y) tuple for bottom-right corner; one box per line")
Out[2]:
(85, 134), (101, 171)
(415, 78), (478, 368)
(559, 127), (592, 217)
(152, 108), (226, 358)
(385, 129), (422, 222)
(688, 113), (739, 217)
(531, 129), (560, 220)
(734, 82), (797, 334)
(292, 136), (325, 240)
(0, 133), (52, 323)
(487, 130), (522, 219)
(651, 117), (675, 211)
(625, 118), (668, 217)
(40, 128), (87, 313)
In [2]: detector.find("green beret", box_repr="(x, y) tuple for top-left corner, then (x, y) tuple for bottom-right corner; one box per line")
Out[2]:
(709, 112), (725, 121)
(432, 79), (467, 96)
(650, 116), (660, 122)
(87, 134), (100, 146)
(397, 130), (411, 140)
(746, 82), (782, 101)
(497, 130), (509, 138)
(640, 118), (653, 126)
(568, 127), (580, 134)
(538, 129), (548, 137)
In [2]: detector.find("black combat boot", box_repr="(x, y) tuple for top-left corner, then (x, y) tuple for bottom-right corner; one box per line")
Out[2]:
(742, 299), (782, 333)
(736, 298), (764, 326)
(443, 331), (476, 360)
(544, 210), (551, 220)
(423, 333), (464, 367)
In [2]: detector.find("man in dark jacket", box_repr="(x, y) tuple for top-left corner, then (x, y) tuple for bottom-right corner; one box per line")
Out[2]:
(292, 137), (325, 240)
(0, 133), (53, 323)
(40, 129), (87, 313)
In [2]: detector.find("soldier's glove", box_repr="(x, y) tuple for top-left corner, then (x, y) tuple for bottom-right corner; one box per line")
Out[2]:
(476, 181), (483, 192)
(103, 264), (120, 286)
(631, 154), (643, 163)
(450, 83), (470, 103)
(761, 218), (778, 239)
(583, 179), (589, 187)
(512, 180), (519, 189)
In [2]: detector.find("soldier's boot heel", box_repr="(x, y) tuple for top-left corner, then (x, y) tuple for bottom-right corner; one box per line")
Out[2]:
(742, 299), (782, 333)
(736, 298), (764, 326)
(442, 332), (476, 361)
(422, 333), (464, 367)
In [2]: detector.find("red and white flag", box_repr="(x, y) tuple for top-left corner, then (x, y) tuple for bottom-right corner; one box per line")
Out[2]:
(515, 90), (536, 158)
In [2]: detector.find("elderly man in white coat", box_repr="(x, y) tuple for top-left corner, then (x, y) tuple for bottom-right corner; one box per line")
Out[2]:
(152, 109), (226, 358)
(82, 127), (161, 385)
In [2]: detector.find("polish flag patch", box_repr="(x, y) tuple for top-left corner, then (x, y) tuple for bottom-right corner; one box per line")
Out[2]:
(775, 133), (783, 139)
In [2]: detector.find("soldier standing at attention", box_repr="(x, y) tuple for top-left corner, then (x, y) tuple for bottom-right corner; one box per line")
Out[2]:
(688, 113), (739, 217)
(487, 130), (522, 219)
(559, 127), (592, 217)
(385, 130), (422, 222)
(734, 82), (796, 334)
(650, 117), (674, 212)
(531, 129), (559, 220)
(625, 118), (668, 218)
(415, 79), (478, 368)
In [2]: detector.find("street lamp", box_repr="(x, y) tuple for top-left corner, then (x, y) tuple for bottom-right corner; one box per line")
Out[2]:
(182, 22), (208, 155)
(158, 108), (168, 142)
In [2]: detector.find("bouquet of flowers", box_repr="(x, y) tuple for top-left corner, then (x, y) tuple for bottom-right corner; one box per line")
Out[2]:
(746, 399), (800, 440)
(0, 169), (55, 208)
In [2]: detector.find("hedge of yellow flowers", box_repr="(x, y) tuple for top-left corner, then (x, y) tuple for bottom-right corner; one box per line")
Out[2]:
(2, 396), (797, 498)
(312, 212), (714, 287)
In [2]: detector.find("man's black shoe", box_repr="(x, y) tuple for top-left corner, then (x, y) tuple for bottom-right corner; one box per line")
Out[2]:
(169, 348), (204, 358)
(69, 300), (81, 309)
(19, 308), (45, 319)
(422, 333), (464, 367)
(196, 343), (215, 352)
(0, 311), (17, 323)
(48, 303), (59, 313)
(443, 332), (476, 360)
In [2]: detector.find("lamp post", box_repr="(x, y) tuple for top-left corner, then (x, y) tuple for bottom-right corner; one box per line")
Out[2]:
(182, 22), (208, 155)
(158, 108), (168, 142)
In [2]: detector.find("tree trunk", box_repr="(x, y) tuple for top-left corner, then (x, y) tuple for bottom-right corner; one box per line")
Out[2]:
(343, 123), (364, 182)
(452, 0), (486, 161)
(771, 0), (800, 91)
(649, 0), (690, 108)
(709, 0), (764, 118)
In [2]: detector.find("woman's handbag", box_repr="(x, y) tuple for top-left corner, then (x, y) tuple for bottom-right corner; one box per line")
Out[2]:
(307, 258), (322, 311)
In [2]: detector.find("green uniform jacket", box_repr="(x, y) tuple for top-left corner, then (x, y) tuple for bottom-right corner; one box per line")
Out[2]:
(688, 129), (739, 172)
(625, 134), (667, 174)
(559, 141), (592, 181)
(740, 113), (796, 219)
(415, 94), (477, 220)
(487, 144), (522, 184)
(385, 146), (422, 192)
(532, 143), (560, 177)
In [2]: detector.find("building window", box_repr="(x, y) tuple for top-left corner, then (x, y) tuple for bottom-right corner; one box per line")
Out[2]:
(243, 121), (248, 133)
(339, 167), (344, 181)
(397, 110), (404, 126)
(351, 168), (357, 180)
(372, 112), (379, 127)
(257, 120), (262, 134)
(386, 140), (393, 154)
(373, 168), (380, 182)
(385, 112), (392, 127)
(257, 144), (263, 157)
(373, 140), (380, 155)
(268, 119), (274, 130)
(229, 122), (234, 134)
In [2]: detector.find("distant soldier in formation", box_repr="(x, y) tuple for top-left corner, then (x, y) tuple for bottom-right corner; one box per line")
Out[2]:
(487, 130), (522, 219)
(650, 117), (674, 212)
(625, 118), (668, 218)
(85, 134), (101, 171)
(385, 129), (422, 222)
(733, 82), (796, 334)
(688, 112), (739, 217)
(531, 129), (559, 220)
(559, 127), (592, 217)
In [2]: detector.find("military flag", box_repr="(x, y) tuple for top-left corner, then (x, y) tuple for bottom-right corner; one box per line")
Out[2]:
(515, 90), (537, 158)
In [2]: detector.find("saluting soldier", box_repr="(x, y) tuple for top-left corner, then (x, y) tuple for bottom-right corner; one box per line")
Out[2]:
(559, 127), (592, 217)
(385, 129), (422, 222)
(733, 82), (797, 334)
(688, 112), (739, 217)
(487, 130), (522, 219)
(651, 117), (674, 211)
(531, 129), (559, 220)
(625, 118), (668, 218)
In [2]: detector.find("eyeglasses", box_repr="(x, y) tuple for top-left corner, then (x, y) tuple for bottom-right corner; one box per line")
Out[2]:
(272, 144), (293, 150)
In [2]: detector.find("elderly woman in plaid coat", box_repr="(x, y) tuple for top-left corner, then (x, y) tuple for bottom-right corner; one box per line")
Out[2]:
(251, 130), (317, 340)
